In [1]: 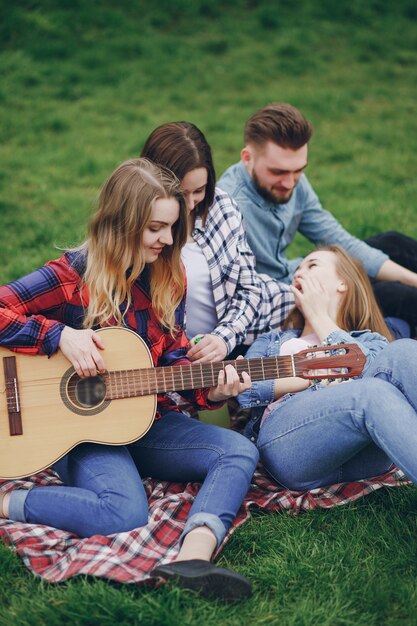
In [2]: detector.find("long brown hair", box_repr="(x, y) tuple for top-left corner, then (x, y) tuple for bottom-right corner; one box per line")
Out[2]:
(284, 245), (393, 341)
(81, 158), (187, 333)
(141, 121), (215, 226)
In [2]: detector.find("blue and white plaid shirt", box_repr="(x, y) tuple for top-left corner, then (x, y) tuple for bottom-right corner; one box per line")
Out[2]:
(190, 187), (294, 354)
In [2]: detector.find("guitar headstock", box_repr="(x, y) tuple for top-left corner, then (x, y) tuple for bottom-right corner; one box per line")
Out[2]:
(295, 343), (366, 380)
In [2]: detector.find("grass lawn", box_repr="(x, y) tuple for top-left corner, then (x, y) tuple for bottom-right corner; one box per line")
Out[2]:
(1, 1), (417, 624)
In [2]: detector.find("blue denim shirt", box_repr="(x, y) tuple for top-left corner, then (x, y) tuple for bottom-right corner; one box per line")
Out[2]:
(218, 162), (388, 282)
(238, 328), (389, 441)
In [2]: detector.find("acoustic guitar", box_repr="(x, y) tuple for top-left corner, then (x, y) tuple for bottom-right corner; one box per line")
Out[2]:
(0, 327), (365, 479)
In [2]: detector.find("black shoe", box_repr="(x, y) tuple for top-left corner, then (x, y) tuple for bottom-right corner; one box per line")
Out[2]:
(151, 558), (252, 602)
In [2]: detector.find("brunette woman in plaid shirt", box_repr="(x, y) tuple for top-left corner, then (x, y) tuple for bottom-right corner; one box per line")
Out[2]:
(0, 158), (258, 601)
(141, 122), (294, 364)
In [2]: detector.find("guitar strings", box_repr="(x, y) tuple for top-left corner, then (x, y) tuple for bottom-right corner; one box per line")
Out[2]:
(7, 366), (350, 405)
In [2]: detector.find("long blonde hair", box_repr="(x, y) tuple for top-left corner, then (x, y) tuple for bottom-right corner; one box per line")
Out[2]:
(284, 245), (393, 341)
(81, 158), (187, 333)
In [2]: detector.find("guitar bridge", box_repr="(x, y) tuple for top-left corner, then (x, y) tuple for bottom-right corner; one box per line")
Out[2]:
(3, 355), (23, 436)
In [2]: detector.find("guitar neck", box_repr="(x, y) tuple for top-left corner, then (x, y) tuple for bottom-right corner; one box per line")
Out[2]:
(103, 344), (364, 400)
(104, 356), (290, 400)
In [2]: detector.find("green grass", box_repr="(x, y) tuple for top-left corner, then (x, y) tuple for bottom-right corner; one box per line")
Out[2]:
(1, 488), (417, 625)
(1, 0), (417, 623)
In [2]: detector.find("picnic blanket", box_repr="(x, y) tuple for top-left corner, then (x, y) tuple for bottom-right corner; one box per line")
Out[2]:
(0, 463), (409, 583)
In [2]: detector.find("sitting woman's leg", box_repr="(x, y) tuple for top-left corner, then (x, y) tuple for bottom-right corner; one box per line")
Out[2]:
(5, 443), (149, 537)
(129, 411), (259, 549)
(257, 374), (417, 491)
(365, 338), (417, 396)
(129, 411), (259, 600)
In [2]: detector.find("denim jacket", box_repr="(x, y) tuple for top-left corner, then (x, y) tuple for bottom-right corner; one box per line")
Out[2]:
(238, 328), (389, 441)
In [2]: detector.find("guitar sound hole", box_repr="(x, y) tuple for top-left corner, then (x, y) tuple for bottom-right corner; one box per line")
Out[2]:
(75, 376), (106, 408)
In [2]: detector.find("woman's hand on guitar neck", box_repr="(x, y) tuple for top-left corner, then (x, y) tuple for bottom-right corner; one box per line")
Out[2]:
(207, 357), (251, 402)
(58, 326), (106, 378)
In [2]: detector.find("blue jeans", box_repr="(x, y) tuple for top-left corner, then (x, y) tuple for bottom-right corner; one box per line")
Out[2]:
(9, 411), (258, 542)
(256, 339), (417, 490)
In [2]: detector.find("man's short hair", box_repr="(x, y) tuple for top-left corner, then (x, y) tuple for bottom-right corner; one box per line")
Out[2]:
(244, 103), (313, 150)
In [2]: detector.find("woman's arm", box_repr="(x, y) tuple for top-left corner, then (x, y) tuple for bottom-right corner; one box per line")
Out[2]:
(273, 376), (310, 399)
(238, 332), (312, 407)
(376, 258), (417, 287)
(237, 332), (277, 409)
(0, 255), (81, 355)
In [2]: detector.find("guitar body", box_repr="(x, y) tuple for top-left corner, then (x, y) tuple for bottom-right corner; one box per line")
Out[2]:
(0, 327), (156, 479)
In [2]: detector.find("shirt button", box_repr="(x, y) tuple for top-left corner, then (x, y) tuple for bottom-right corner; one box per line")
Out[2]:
(256, 400), (260, 404)
(250, 437), (256, 442)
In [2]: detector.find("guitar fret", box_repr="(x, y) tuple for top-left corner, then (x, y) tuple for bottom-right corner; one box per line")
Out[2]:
(158, 367), (166, 394)
(138, 368), (145, 396)
(154, 368), (160, 395)
(149, 369), (158, 393)
(169, 367), (175, 393)
(180, 366), (189, 390)
(190, 363), (200, 389)
(117, 371), (122, 398)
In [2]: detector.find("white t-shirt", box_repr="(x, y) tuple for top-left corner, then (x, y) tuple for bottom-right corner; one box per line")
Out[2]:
(181, 242), (218, 340)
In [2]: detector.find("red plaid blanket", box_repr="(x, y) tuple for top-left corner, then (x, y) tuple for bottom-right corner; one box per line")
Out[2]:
(0, 465), (409, 583)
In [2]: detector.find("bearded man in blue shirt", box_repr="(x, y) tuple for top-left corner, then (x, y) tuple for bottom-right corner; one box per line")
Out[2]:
(218, 102), (417, 336)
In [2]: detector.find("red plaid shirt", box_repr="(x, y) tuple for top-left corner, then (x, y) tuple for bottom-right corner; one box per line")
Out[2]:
(0, 251), (217, 415)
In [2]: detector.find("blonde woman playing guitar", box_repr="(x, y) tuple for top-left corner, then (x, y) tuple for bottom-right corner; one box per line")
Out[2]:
(0, 158), (258, 602)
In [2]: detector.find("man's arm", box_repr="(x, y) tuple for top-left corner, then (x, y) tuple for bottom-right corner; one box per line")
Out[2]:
(376, 259), (417, 287)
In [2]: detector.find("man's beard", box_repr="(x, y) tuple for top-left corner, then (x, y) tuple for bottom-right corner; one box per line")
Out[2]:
(252, 171), (294, 205)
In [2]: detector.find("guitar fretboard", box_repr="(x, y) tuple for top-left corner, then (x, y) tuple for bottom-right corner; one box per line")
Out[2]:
(103, 357), (295, 400)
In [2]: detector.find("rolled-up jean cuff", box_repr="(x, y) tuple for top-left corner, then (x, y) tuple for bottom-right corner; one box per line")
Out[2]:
(180, 513), (227, 550)
(8, 489), (29, 522)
